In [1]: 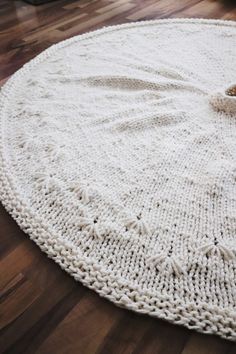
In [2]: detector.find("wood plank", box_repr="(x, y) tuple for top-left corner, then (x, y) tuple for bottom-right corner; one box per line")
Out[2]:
(0, 241), (36, 289)
(181, 332), (232, 354)
(0, 278), (40, 330)
(127, 0), (200, 20)
(36, 292), (124, 354)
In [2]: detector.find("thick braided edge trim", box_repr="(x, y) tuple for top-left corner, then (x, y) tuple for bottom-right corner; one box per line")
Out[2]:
(0, 18), (236, 341)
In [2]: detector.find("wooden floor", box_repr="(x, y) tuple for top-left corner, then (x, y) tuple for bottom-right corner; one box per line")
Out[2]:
(0, 1), (236, 353)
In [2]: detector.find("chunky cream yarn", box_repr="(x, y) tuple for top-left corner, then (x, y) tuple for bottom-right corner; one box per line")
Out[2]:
(0, 19), (235, 340)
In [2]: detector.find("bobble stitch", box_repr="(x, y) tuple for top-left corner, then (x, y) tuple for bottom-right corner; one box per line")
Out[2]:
(70, 184), (91, 204)
(148, 252), (185, 277)
(18, 134), (36, 150)
(44, 143), (64, 160)
(124, 214), (150, 235)
(33, 172), (57, 192)
(78, 217), (102, 239)
(199, 243), (235, 261)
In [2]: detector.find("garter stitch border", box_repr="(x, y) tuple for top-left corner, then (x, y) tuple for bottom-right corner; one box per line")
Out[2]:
(0, 19), (236, 341)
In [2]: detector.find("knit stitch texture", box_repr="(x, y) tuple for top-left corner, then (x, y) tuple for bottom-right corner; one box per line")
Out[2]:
(0, 19), (235, 340)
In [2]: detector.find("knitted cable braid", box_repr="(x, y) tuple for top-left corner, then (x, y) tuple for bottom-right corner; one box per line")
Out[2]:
(0, 19), (235, 340)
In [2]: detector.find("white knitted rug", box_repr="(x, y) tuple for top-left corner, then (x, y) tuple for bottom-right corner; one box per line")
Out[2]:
(0, 19), (236, 340)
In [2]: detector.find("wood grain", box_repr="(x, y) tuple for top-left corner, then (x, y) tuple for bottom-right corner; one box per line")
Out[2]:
(0, 0), (236, 353)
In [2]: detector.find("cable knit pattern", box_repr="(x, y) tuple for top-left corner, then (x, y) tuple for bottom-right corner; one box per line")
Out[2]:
(0, 19), (236, 340)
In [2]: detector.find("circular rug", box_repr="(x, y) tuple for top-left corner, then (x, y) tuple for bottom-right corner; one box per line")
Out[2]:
(0, 19), (236, 340)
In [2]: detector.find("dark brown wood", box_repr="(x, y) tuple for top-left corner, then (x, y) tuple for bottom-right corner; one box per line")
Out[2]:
(0, 1), (236, 353)
(24, 0), (57, 5)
